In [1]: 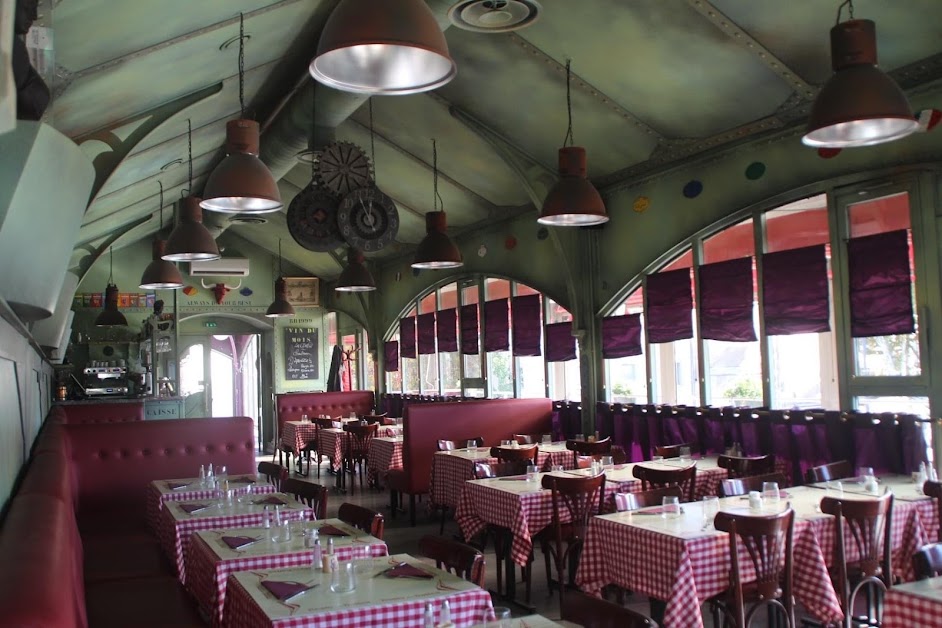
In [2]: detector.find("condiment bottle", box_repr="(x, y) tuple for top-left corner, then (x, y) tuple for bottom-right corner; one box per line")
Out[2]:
(436, 600), (454, 627)
(423, 602), (435, 628)
(321, 538), (332, 573)
(311, 539), (322, 570)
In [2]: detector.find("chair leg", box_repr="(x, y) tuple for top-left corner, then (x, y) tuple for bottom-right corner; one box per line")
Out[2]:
(494, 530), (504, 595)
(408, 494), (416, 526)
(389, 489), (398, 518)
(439, 506), (447, 535)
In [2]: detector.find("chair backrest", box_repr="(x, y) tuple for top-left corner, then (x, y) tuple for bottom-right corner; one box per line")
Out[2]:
(560, 590), (658, 627)
(632, 462), (697, 502)
(337, 502), (385, 539)
(805, 460), (852, 484)
(515, 434), (541, 445)
(491, 445), (538, 463)
(257, 461), (288, 491)
(361, 413), (387, 425)
(654, 442), (694, 459)
(437, 439), (456, 451)
(418, 535), (485, 587)
(343, 422), (378, 457)
(713, 508), (795, 625)
(460, 436), (485, 448)
(566, 437), (612, 460)
(313, 417), (334, 429)
(541, 473), (606, 542)
(611, 445), (628, 465)
(922, 479), (942, 541)
(474, 461), (527, 479)
(614, 485), (683, 512)
(717, 454), (776, 479)
(281, 478), (328, 520)
(719, 472), (787, 498)
(820, 492), (893, 589)
(913, 542), (942, 580)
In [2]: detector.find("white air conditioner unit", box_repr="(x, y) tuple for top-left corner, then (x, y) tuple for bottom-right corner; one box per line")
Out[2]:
(189, 258), (250, 277)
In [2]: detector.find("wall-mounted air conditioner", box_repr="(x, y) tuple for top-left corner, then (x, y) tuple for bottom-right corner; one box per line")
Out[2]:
(189, 258), (250, 277)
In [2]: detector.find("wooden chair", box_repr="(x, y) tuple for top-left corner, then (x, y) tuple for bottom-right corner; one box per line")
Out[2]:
(913, 543), (942, 580)
(474, 462), (527, 478)
(437, 439), (456, 451)
(614, 486), (683, 512)
(805, 460), (853, 484)
(632, 462), (697, 502)
(922, 479), (942, 540)
(566, 437), (612, 468)
(490, 445), (538, 465)
(281, 478), (328, 520)
(540, 473), (607, 610)
(342, 422), (378, 493)
(709, 508), (796, 627)
(611, 445), (628, 465)
(311, 417), (335, 477)
(560, 590), (658, 627)
(654, 442), (695, 459)
(719, 472), (788, 498)
(361, 413), (387, 425)
(718, 454), (776, 479)
(515, 433), (545, 445)
(337, 503), (385, 539)
(418, 535), (485, 587)
(257, 461), (288, 492)
(819, 492), (893, 627)
(472, 461), (524, 595)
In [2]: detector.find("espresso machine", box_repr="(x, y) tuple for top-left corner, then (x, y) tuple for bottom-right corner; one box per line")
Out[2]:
(82, 365), (129, 397)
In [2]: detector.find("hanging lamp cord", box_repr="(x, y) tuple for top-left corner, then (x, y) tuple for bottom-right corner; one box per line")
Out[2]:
(369, 98), (377, 174)
(187, 118), (193, 194)
(432, 139), (444, 212)
(158, 181), (164, 231)
(278, 239), (283, 277)
(310, 87), (316, 181)
(563, 58), (574, 147)
(238, 12), (246, 118)
(108, 247), (115, 284)
(836, 0), (854, 24)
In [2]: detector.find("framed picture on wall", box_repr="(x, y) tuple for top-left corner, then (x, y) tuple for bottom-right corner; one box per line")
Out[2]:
(284, 277), (320, 307)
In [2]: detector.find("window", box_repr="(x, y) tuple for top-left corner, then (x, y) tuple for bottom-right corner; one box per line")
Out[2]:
(401, 307), (419, 394)
(605, 289), (645, 404)
(514, 284), (545, 398)
(547, 298), (581, 402)
(651, 251), (699, 405)
(485, 278), (513, 398)
(418, 293), (439, 394)
(439, 283), (461, 395)
(385, 333), (403, 393)
(461, 283), (482, 383)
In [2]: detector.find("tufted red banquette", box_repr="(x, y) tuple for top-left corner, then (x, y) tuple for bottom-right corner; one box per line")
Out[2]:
(51, 401), (145, 424)
(276, 390), (375, 435)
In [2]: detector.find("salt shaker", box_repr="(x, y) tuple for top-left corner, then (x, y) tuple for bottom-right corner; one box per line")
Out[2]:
(423, 602), (435, 628)
(262, 505), (272, 529)
(311, 539), (322, 570)
(748, 490), (763, 512)
(436, 600), (454, 627)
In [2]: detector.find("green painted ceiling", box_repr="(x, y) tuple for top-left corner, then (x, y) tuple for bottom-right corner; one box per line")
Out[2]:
(47, 0), (942, 283)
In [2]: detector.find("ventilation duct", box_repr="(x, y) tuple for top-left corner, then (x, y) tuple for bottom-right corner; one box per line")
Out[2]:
(0, 122), (94, 320)
(31, 272), (78, 351)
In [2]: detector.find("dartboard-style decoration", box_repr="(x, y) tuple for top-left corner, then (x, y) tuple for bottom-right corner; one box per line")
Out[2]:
(315, 141), (373, 197)
(337, 186), (400, 252)
(286, 184), (345, 252)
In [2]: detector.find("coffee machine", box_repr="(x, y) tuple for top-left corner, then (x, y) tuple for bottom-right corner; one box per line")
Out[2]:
(82, 365), (129, 397)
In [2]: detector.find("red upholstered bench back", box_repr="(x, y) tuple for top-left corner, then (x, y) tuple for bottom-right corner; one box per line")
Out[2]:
(52, 402), (145, 424)
(276, 391), (374, 434)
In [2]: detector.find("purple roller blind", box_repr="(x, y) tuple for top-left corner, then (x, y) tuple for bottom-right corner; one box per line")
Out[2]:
(545, 322), (576, 362)
(460, 304), (479, 355)
(417, 313), (436, 355)
(399, 316), (416, 359)
(484, 298), (510, 352)
(847, 229), (915, 337)
(699, 257), (756, 342)
(602, 314), (642, 359)
(384, 341), (399, 372)
(512, 294), (542, 356)
(646, 268), (693, 344)
(437, 308), (458, 353)
(762, 244), (830, 336)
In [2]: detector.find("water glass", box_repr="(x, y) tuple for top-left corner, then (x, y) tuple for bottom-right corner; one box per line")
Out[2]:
(542, 434), (552, 445)
(481, 606), (511, 628)
(330, 561), (357, 593)
(551, 464), (564, 473)
(858, 466), (875, 481)
(466, 439), (478, 449)
(662, 495), (681, 519)
(216, 465), (228, 483)
(601, 455), (614, 469)
(762, 481), (781, 507)
(501, 439), (511, 447)
(526, 465), (539, 482)
(679, 446), (692, 462)
(702, 496), (720, 528)
(351, 544), (372, 574)
(575, 433), (585, 442)
(301, 414), (309, 423)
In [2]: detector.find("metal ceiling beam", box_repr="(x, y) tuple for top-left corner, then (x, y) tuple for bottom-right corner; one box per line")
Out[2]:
(73, 215), (155, 283)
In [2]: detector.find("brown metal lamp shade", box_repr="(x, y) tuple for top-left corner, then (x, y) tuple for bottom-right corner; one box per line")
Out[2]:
(336, 247), (376, 292)
(265, 277), (296, 318)
(412, 211), (463, 269)
(139, 239), (184, 290)
(803, 20), (918, 148)
(201, 120), (283, 214)
(309, 0), (457, 95)
(538, 147), (608, 226)
(95, 283), (128, 327)
(163, 196), (221, 262)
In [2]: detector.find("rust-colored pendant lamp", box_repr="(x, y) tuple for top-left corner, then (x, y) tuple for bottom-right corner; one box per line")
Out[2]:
(336, 247), (376, 292)
(95, 248), (128, 327)
(802, 1), (918, 148)
(140, 182), (184, 290)
(539, 59), (608, 226)
(266, 240), (295, 318)
(202, 14), (282, 213)
(412, 140), (462, 269)
(164, 121), (221, 262)
(310, 0), (457, 95)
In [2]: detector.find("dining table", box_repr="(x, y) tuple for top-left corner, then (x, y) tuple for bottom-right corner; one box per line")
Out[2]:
(366, 436), (402, 489)
(185, 518), (388, 627)
(146, 474), (275, 531)
(221, 553), (494, 628)
(882, 575), (942, 627)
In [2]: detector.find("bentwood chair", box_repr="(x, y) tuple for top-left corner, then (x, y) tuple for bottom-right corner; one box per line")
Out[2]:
(913, 543), (942, 580)
(561, 590), (658, 627)
(719, 472), (788, 498)
(717, 454), (776, 479)
(614, 486), (683, 512)
(341, 422), (378, 493)
(654, 442), (695, 459)
(337, 503), (384, 539)
(805, 460), (853, 484)
(922, 479), (942, 540)
(472, 461), (525, 595)
(418, 535), (486, 587)
(632, 462), (697, 502)
(257, 461), (288, 492)
(709, 508), (796, 627)
(490, 445), (538, 465)
(281, 478), (328, 520)
(566, 437), (612, 468)
(312, 417), (335, 477)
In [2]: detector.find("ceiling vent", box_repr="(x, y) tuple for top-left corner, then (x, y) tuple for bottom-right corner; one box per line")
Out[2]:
(189, 258), (250, 277)
(230, 214), (269, 225)
(448, 0), (541, 33)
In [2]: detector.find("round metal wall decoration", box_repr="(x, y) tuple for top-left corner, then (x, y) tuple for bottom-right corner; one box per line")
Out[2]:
(315, 141), (373, 197)
(286, 183), (345, 252)
(337, 187), (399, 252)
(633, 196), (650, 213)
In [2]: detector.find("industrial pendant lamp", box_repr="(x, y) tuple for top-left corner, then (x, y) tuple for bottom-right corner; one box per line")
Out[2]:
(202, 14), (282, 213)
(802, 1), (918, 148)
(140, 182), (185, 290)
(95, 248), (128, 327)
(164, 120), (222, 262)
(336, 247), (376, 292)
(412, 139), (462, 270)
(539, 60), (608, 226)
(266, 240), (295, 318)
(310, 0), (457, 95)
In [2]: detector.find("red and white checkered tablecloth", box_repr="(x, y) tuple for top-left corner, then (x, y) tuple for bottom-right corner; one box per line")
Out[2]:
(147, 476), (275, 531)
(281, 422), (318, 457)
(883, 582), (942, 628)
(185, 519), (388, 627)
(367, 437), (402, 488)
(221, 554), (493, 628)
(158, 494), (314, 583)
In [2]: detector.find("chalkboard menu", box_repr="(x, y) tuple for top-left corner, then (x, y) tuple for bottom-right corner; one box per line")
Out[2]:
(283, 327), (319, 380)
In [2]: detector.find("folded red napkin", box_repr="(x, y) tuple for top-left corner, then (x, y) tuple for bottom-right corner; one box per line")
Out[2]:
(261, 580), (315, 601)
(230, 476), (256, 484)
(385, 564), (433, 579)
(253, 496), (285, 506)
(497, 475), (529, 481)
(221, 535), (258, 550)
(317, 524), (349, 536)
(180, 503), (210, 514)
(166, 481), (189, 490)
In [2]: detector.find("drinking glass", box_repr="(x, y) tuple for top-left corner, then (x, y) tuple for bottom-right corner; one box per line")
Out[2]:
(216, 465), (228, 483)
(542, 434), (552, 445)
(301, 414), (309, 423)
(702, 496), (720, 529)
(501, 439), (511, 447)
(481, 606), (512, 628)
(330, 561), (357, 593)
(858, 466), (875, 481)
(662, 495), (681, 519)
(601, 455), (614, 469)
(526, 465), (539, 483)
(551, 464), (564, 473)
(652, 455), (664, 462)
(762, 481), (781, 507)
(679, 446), (692, 462)
(575, 433), (585, 442)
(466, 440), (478, 449)
(351, 544), (371, 574)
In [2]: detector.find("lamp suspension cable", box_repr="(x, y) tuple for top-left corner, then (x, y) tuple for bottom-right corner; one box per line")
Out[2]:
(563, 58), (574, 148)
(158, 181), (164, 231)
(432, 138), (443, 212)
(369, 98), (377, 172)
(187, 119), (193, 193)
(239, 12), (246, 118)
(836, 0), (854, 24)
(278, 239), (284, 277)
(310, 88), (316, 181)
(108, 247), (115, 284)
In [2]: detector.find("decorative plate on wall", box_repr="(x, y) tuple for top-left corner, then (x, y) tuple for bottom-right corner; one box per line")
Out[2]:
(337, 187), (399, 252)
(286, 184), (344, 252)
